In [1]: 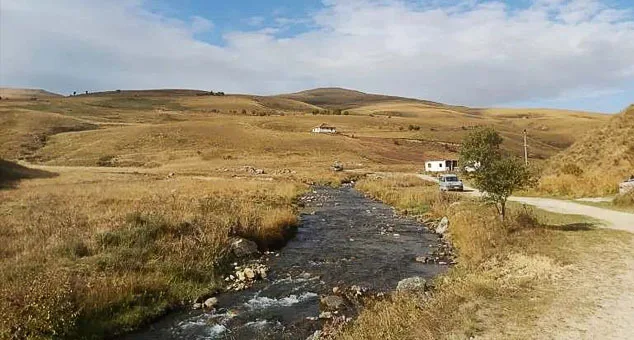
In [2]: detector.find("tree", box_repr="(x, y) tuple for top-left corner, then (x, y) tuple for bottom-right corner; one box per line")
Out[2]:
(460, 127), (534, 220)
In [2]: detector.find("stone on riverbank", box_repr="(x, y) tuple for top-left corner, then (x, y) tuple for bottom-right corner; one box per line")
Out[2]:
(230, 237), (259, 258)
(435, 216), (449, 235)
(396, 276), (427, 292)
(320, 295), (345, 310)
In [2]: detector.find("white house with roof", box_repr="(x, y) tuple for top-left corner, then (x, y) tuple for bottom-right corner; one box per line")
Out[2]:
(312, 123), (336, 133)
(425, 159), (458, 172)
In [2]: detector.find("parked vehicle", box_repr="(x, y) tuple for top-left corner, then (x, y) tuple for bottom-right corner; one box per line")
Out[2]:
(439, 174), (464, 192)
(619, 176), (634, 194)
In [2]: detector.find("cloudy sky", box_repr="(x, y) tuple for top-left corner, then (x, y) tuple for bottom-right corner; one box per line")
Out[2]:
(1, 0), (633, 112)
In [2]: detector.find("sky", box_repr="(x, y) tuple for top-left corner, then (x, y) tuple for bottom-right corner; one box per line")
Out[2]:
(1, 0), (633, 113)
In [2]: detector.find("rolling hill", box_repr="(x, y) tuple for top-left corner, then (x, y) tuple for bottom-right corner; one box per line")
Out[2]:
(538, 104), (634, 196)
(277, 87), (447, 110)
(0, 87), (611, 171)
(0, 87), (62, 99)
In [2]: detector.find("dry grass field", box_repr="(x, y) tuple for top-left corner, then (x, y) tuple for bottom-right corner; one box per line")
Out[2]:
(0, 88), (62, 100)
(536, 104), (634, 197)
(0, 87), (616, 338)
(0, 164), (309, 338)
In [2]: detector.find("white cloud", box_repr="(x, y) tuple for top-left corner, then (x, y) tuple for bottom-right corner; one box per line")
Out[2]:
(191, 16), (213, 34)
(1, 0), (633, 107)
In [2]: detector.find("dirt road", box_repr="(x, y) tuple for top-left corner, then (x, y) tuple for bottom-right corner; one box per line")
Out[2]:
(416, 174), (634, 232)
(418, 173), (634, 339)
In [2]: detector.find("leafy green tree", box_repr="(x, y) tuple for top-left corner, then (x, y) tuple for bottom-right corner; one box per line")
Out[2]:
(460, 127), (534, 220)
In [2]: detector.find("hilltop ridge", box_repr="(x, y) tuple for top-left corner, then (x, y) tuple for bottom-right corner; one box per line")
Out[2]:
(277, 87), (447, 109)
(0, 88), (62, 99)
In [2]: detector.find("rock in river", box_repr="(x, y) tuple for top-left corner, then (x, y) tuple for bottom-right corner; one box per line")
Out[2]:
(203, 297), (218, 309)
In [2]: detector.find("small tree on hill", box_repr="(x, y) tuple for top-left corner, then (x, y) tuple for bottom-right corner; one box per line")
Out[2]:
(460, 127), (534, 220)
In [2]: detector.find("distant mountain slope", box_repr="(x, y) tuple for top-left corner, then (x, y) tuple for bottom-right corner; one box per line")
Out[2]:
(78, 89), (324, 112)
(539, 104), (634, 196)
(276, 87), (447, 110)
(0, 88), (62, 99)
(81, 89), (211, 97)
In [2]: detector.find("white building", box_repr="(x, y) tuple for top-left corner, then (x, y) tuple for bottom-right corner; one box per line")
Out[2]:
(312, 123), (336, 133)
(463, 162), (480, 173)
(425, 159), (458, 172)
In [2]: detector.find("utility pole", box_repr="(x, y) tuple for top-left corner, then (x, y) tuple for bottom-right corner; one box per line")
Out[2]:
(523, 129), (528, 166)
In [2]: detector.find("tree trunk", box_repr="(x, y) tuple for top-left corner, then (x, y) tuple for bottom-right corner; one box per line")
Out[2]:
(499, 200), (506, 221)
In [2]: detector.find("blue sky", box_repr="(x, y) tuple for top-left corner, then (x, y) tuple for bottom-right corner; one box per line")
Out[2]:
(1, 0), (633, 113)
(146, 0), (323, 44)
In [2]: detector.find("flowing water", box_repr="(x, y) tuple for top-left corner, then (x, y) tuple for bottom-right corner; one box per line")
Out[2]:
(125, 185), (448, 339)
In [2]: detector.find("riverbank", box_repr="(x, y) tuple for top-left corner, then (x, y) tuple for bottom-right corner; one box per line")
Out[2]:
(0, 169), (306, 339)
(339, 174), (633, 339)
(125, 184), (450, 339)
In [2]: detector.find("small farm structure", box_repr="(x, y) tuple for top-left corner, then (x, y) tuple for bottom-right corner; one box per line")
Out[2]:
(312, 123), (336, 133)
(425, 159), (458, 172)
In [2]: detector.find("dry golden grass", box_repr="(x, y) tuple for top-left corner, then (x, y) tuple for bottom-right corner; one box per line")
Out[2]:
(0, 88), (62, 100)
(535, 104), (634, 197)
(338, 177), (626, 340)
(355, 174), (455, 216)
(614, 190), (634, 207)
(350, 102), (607, 159)
(0, 89), (618, 339)
(0, 168), (304, 338)
(0, 89), (608, 170)
(0, 108), (96, 159)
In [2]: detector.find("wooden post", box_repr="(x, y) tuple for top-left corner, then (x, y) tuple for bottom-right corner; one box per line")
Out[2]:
(524, 129), (528, 166)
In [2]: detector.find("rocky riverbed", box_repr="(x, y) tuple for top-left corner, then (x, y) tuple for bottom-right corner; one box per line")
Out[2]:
(124, 185), (450, 339)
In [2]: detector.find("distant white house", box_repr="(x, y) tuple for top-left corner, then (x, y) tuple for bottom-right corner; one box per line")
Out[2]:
(312, 123), (337, 134)
(425, 159), (458, 172)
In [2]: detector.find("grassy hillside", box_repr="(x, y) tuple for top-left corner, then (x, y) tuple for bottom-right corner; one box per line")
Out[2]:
(0, 87), (62, 100)
(278, 87), (446, 109)
(0, 88), (609, 169)
(537, 104), (634, 196)
(0, 108), (97, 159)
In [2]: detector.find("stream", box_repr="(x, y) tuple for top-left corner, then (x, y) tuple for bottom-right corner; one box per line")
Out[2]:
(125, 185), (449, 339)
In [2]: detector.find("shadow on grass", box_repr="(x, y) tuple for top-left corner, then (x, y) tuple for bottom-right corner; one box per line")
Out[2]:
(543, 223), (596, 232)
(0, 158), (57, 189)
